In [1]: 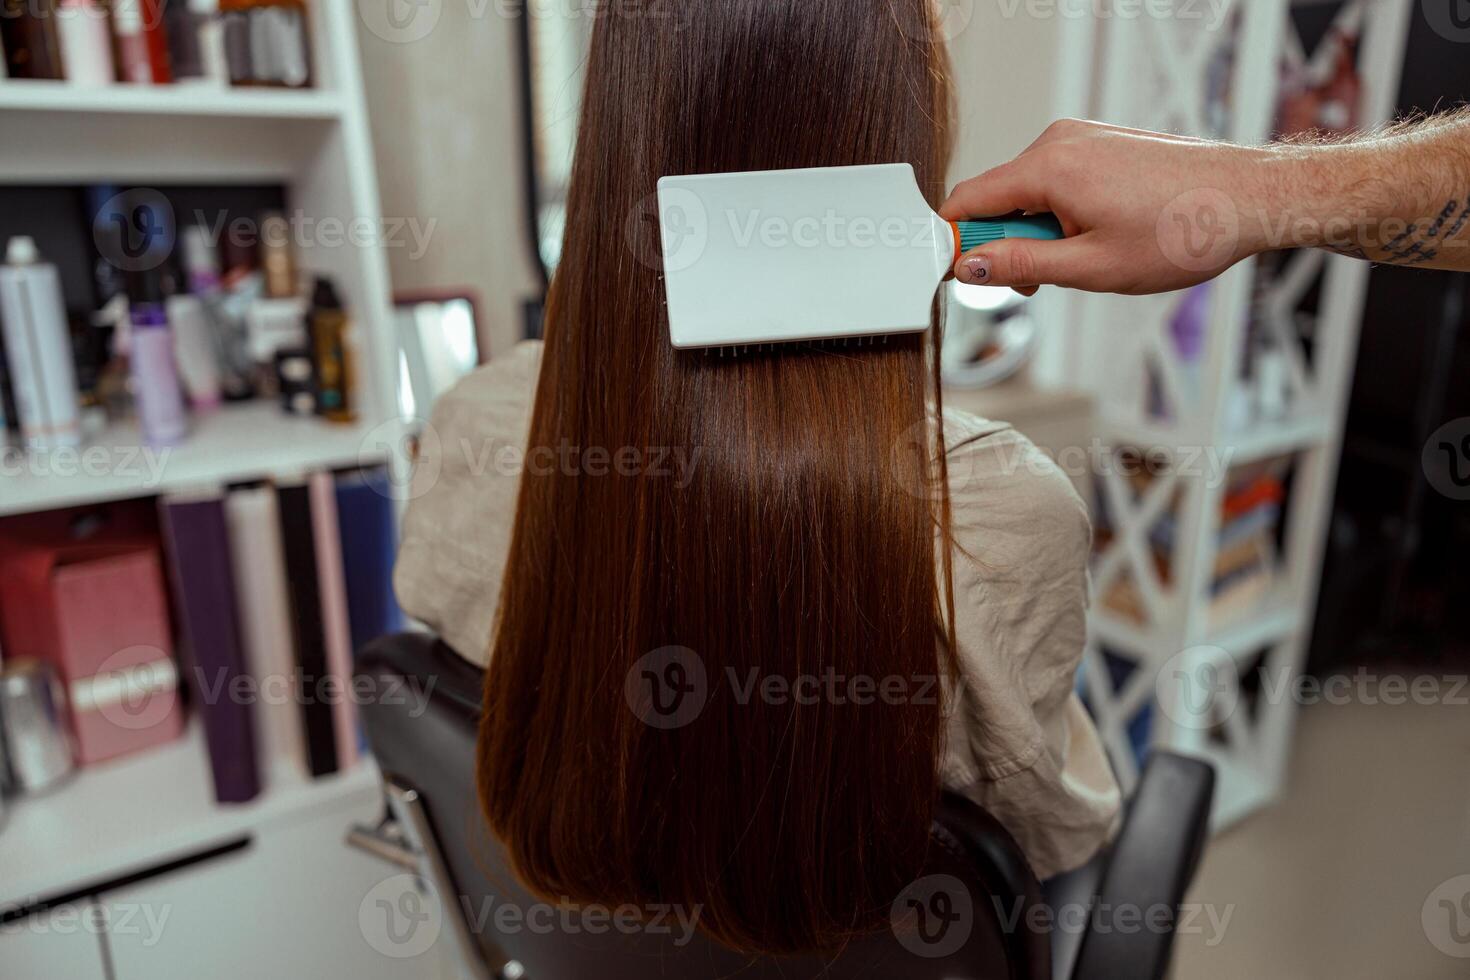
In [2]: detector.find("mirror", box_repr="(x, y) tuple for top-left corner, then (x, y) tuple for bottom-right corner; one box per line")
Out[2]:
(522, 1), (593, 279)
(394, 293), (482, 419)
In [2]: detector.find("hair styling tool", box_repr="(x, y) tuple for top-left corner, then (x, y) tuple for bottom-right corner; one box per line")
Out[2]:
(656, 163), (1063, 352)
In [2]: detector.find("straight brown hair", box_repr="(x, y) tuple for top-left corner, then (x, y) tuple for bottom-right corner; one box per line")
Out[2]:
(478, 0), (958, 954)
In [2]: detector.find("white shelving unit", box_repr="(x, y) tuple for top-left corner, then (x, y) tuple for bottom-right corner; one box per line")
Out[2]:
(0, 6), (409, 971)
(1072, 0), (1414, 826)
(0, 722), (382, 911)
(0, 401), (389, 516)
(0, 79), (345, 118)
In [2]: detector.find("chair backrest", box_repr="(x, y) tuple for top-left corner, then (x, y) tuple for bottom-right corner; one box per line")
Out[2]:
(357, 632), (1052, 980)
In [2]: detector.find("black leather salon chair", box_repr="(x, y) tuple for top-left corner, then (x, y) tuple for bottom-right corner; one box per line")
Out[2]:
(352, 632), (1215, 980)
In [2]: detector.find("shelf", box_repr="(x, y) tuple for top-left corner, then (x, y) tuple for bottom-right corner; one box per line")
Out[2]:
(0, 402), (392, 518)
(0, 722), (381, 910)
(1091, 597), (1304, 663)
(0, 81), (346, 181)
(0, 80), (343, 120)
(1096, 412), (1330, 466)
(1208, 598), (1304, 659)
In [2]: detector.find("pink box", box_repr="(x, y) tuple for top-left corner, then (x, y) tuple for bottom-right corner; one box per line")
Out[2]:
(49, 549), (184, 765)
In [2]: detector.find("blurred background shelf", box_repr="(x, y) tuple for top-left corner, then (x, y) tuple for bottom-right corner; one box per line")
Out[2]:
(0, 80), (344, 119)
(0, 4), (414, 978)
(0, 402), (393, 517)
(0, 721), (381, 911)
(1092, 598), (1304, 666)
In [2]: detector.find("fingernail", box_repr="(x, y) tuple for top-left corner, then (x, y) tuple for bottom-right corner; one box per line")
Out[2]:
(957, 255), (991, 285)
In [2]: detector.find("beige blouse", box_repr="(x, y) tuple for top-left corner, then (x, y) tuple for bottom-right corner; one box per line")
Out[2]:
(394, 341), (1122, 878)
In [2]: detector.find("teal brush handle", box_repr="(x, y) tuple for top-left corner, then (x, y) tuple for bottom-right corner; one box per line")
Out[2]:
(954, 214), (1064, 253)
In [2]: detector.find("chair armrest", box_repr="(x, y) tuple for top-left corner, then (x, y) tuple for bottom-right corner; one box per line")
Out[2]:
(1070, 751), (1215, 980)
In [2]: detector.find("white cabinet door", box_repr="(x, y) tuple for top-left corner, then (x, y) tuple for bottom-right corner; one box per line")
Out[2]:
(0, 902), (108, 980)
(101, 791), (449, 980)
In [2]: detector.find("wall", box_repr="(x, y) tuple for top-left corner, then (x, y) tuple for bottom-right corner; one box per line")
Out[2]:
(947, 2), (1088, 178)
(355, 3), (541, 361)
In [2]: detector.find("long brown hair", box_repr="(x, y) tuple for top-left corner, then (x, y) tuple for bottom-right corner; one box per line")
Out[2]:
(478, 0), (957, 954)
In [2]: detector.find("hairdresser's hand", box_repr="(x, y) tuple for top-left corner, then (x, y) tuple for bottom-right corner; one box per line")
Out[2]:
(943, 113), (1470, 295)
(941, 119), (1277, 296)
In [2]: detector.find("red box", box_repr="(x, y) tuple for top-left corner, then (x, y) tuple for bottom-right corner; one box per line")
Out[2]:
(0, 506), (184, 765)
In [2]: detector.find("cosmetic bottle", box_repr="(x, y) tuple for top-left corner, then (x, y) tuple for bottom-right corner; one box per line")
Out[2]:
(274, 346), (315, 416)
(163, 0), (203, 80)
(111, 0), (152, 82)
(128, 269), (188, 446)
(181, 224), (252, 401)
(248, 0), (309, 87)
(166, 294), (223, 411)
(112, 0), (171, 83)
(259, 212), (297, 299)
(307, 278), (354, 423)
(140, 0), (172, 82)
(55, 0), (114, 85)
(244, 288), (306, 404)
(181, 224), (222, 295)
(0, 237), (83, 450)
(219, 1), (251, 84)
(217, 0), (310, 87)
(166, 0), (227, 83)
(1, 0), (65, 79)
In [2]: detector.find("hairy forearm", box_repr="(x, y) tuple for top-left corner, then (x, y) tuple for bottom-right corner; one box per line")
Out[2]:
(1252, 110), (1470, 271)
(940, 112), (1470, 295)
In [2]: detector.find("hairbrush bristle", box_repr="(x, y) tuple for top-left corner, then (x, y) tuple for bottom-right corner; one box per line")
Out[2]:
(697, 332), (898, 357)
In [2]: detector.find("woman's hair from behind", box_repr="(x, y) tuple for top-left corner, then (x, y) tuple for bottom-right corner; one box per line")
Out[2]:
(478, 0), (957, 955)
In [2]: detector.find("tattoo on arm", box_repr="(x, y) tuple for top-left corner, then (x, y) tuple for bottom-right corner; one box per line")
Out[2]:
(1383, 198), (1467, 267)
(1332, 196), (1470, 268)
(1305, 110), (1470, 272)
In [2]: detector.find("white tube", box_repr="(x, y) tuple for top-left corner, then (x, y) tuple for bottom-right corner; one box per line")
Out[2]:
(0, 237), (82, 450)
(56, 0), (116, 86)
(166, 294), (223, 411)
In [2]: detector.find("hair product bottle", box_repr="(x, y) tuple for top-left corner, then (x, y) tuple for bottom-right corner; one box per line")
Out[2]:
(259, 212), (297, 299)
(55, 0), (115, 85)
(111, 0), (172, 83)
(180, 224), (252, 400)
(219, 1), (251, 83)
(128, 269), (188, 446)
(165, 0), (228, 83)
(0, 237), (83, 450)
(218, 0), (310, 87)
(166, 294), (222, 411)
(274, 346), (315, 416)
(1, 0), (65, 79)
(249, 0), (309, 87)
(307, 278), (353, 423)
